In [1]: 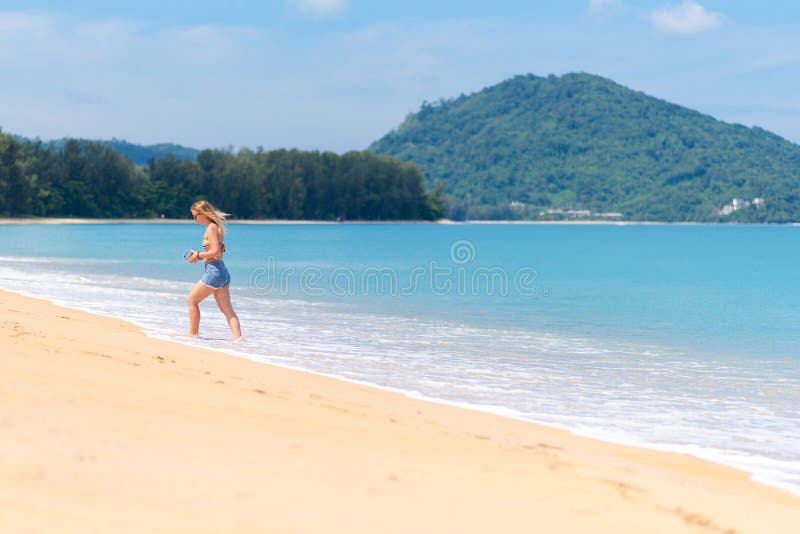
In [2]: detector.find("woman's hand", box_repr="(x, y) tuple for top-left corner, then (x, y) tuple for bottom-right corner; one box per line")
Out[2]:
(189, 250), (200, 264)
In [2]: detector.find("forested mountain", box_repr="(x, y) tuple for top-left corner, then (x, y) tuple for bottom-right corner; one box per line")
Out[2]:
(16, 137), (199, 166)
(0, 133), (445, 220)
(370, 73), (800, 222)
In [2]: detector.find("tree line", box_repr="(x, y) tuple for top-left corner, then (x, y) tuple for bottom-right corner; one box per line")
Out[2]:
(0, 131), (446, 220)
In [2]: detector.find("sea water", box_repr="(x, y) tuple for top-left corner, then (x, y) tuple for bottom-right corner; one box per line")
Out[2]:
(2, 222), (799, 494)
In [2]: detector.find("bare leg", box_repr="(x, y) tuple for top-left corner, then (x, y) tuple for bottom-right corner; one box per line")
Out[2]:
(213, 285), (242, 340)
(187, 282), (215, 337)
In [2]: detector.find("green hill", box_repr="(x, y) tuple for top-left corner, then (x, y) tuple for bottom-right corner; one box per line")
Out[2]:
(20, 137), (199, 166)
(370, 73), (800, 222)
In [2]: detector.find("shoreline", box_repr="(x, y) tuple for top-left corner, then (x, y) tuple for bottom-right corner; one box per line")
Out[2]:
(2, 288), (799, 532)
(0, 217), (785, 225)
(7, 283), (798, 497)
(150, 324), (799, 498)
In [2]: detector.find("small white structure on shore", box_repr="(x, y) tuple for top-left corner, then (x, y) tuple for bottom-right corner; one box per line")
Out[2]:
(538, 208), (622, 218)
(716, 197), (765, 216)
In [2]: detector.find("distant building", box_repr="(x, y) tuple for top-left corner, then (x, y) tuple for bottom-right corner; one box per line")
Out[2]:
(565, 209), (592, 217)
(540, 208), (566, 216)
(538, 208), (621, 218)
(716, 197), (765, 216)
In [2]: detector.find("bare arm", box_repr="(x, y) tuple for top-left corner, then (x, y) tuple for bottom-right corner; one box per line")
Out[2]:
(199, 223), (222, 259)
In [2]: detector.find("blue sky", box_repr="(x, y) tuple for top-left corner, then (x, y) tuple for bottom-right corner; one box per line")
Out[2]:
(2, 1), (799, 152)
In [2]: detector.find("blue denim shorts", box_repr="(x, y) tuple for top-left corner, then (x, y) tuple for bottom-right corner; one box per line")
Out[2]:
(200, 260), (231, 289)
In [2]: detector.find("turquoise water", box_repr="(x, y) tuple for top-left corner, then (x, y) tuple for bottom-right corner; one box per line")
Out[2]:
(3, 222), (799, 493)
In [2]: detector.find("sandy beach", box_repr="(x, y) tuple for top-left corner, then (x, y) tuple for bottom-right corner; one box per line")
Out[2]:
(1, 289), (798, 533)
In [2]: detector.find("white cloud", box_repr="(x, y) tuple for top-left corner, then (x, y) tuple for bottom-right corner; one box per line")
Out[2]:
(288, 0), (347, 18)
(650, 1), (723, 34)
(0, 10), (275, 146)
(587, 0), (623, 23)
(0, 11), (49, 34)
(588, 0), (622, 15)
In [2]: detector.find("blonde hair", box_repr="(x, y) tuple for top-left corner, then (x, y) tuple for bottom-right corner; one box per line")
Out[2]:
(191, 200), (229, 238)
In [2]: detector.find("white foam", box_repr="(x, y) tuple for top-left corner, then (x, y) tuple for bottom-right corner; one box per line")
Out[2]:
(0, 255), (123, 265)
(1, 257), (799, 496)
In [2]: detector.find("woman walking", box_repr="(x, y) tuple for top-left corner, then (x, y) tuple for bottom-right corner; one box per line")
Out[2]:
(187, 200), (242, 341)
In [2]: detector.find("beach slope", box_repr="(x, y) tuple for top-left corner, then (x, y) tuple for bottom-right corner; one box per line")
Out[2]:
(1, 289), (798, 533)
